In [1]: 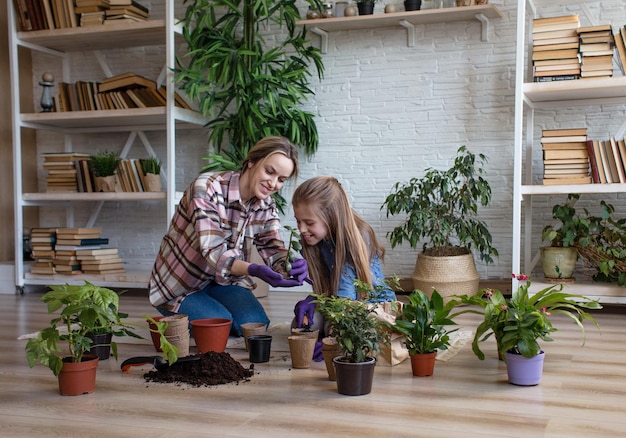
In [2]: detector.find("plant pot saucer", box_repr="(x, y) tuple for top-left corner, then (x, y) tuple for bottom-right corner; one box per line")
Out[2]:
(542, 277), (576, 284)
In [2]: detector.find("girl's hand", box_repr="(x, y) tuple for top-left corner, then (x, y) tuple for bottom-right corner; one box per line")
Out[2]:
(289, 258), (313, 285)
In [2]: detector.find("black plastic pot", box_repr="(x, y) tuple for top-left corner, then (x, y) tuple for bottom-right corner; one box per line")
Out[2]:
(333, 356), (376, 396)
(248, 335), (272, 363)
(357, 1), (375, 15)
(87, 332), (113, 361)
(404, 0), (422, 11)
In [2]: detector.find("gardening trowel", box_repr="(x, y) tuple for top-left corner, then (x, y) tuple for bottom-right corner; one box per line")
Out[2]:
(121, 355), (200, 372)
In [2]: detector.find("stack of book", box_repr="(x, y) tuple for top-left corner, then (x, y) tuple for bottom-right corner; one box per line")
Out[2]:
(577, 24), (615, 79)
(42, 152), (90, 192)
(76, 248), (126, 274)
(29, 228), (57, 275)
(54, 227), (108, 274)
(541, 128), (591, 185)
(104, 0), (149, 24)
(532, 15), (581, 82)
(586, 137), (626, 184)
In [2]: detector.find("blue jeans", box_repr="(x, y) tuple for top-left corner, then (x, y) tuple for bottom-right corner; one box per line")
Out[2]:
(157, 283), (270, 336)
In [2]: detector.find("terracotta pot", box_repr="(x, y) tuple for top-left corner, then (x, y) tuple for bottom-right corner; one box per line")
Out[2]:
(288, 335), (317, 369)
(333, 356), (376, 396)
(147, 315), (165, 352)
(87, 332), (112, 361)
(191, 318), (232, 353)
(505, 351), (545, 386)
(58, 355), (99, 396)
(409, 352), (437, 377)
(241, 322), (267, 352)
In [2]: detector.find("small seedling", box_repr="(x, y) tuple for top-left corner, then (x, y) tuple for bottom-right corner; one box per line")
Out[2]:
(284, 225), (302, 274)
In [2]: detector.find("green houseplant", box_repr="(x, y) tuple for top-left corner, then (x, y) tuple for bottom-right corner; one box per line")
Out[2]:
(540, 194), (589, 279)
(89, 151), (121, 192)
(382, 146), (498, 297)
(314, 288), (390, 395)
(175, 0), (324, 209)
(25, 282), (178, 395)
(390, 289), (459, 376)
(140, 156), (162, 192)
(455, 274), (601, 385)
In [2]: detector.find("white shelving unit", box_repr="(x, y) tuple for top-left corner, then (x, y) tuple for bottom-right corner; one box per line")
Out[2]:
(7, 4), (206, 291)
(297, 4), (502, 53)
(512, 0), (626, 303)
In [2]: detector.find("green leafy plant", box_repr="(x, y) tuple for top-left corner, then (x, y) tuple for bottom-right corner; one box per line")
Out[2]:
(89, 151), (121, 177)
(454, 274), (602, 361)
(140, 156), (161, 175)
(25, 282), (178, 376)
(541, 194), (591, 248)
(390, 289), (459, 354)
(175, 0), (324, 195)
(314, 293), (389, 363)
(382, 146), (498, 263)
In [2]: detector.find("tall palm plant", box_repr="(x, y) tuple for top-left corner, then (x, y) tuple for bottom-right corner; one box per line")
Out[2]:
(176, 0), (324, 176)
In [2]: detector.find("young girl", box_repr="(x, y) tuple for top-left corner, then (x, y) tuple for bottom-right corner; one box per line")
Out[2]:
(149, 136), (310, 336)
(291, 176), (396, 342)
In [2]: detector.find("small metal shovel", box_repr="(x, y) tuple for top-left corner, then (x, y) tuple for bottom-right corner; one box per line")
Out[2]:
(121, 355), (200, 372)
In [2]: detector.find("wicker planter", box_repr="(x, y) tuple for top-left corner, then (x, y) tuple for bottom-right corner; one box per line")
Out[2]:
(412, 252), (480, 299)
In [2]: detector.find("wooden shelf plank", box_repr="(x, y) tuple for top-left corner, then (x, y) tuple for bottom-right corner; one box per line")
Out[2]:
(529, 280), (626, 304)
(16, 20), (166, 52)
(21, 107), (206, 131)
(23, 192), (166, 202)
(296, 5), (502, 32)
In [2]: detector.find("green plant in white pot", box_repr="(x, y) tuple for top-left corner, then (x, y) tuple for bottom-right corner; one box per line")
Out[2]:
(382, 146), (498, 298)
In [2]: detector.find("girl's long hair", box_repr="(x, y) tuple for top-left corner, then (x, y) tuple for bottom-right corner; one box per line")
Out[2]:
(292, 176), (385, 297)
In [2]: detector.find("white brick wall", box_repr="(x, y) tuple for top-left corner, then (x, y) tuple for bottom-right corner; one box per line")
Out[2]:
(29, 0), (626, 283)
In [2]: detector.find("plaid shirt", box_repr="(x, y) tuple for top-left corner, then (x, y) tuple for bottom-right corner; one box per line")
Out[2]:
(149, 171), (288, 311)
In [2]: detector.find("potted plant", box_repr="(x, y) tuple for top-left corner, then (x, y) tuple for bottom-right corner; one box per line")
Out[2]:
(314, 291), (390, 396)
(356, 0), (378, 15)
(390, 289), (459, 377)
(455, 274), (602, 386)
(540, 194), (589, 280)
(174, 0), (324, 211)
(140, 156), (162, 192)
(381, 146), (499, 298)
(25, 282), (178, 395)
(89, 150), (121, 192)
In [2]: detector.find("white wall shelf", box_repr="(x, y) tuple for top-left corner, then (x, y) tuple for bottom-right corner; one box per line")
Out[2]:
(297, 5), (503, 53)
(7, 4), (204, 292)
(512, 0), (626, 303)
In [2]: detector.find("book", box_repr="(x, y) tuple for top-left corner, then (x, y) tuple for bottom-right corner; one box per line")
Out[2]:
(532, 15), (580, 34)
(533, 36), (580, 45)
(580, 70), (613, 78)
(576, 24), (613, 35)
(82, 263), (125, 271)
(543, 161), (590, 169)
(534, 63), (580, 72)
(579, 42), (614, 53)
(79, 256), (124, 265)
(56, 227), (102, 235)
(533, 42), (579, 52)
(75, 248), (119, 257)
(74, 253), (121, 261)
(541, 142), (587, 150)
(55, 244), (106, 251)
(540, 135), (587, 143)
(99, 73), (156, 93)
(609, 137), (625, 183)
(542, 128), (588, 137)
(543, 149), (588, 160)
(533, 75), (579, 82)
(585, 140), (601, 184)
(532, 49), (580, 62)
(56, 238), (109, 246)
(598, 140), (614, 183)
(82, 268), (127, 274)
(533, 68), (580, 77)
(29, 265), (56, 275)
(542, 176), (591, 185)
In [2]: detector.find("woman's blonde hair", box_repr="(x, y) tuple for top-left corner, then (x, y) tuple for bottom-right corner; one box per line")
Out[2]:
(292, 176), (385, 297)
(241, 136), (299, 181)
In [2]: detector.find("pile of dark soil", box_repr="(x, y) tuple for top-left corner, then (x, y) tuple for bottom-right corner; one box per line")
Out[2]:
(144, 352), (254, 387)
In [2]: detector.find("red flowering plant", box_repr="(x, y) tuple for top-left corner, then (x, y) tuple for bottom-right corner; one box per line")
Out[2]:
(453, 274), (602, 361)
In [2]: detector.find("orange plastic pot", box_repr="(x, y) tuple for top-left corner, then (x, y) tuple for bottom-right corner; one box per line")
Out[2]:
(191, 318), (232, 353)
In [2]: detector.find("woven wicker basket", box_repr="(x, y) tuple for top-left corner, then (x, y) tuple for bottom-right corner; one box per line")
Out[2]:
(411, 253), (480, 299)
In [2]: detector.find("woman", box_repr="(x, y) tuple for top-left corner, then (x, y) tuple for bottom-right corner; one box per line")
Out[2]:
(149, 136), (309, 336)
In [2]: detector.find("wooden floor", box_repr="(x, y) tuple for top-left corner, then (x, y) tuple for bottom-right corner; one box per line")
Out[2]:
(2, 289), (626, 437)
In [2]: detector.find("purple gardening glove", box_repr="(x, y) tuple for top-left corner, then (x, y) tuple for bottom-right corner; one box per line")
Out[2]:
(294, 295), (316, 328)
(289, 258), (313, 285)
(249, 264), (302, 288)
(313, 339), (324, 362)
